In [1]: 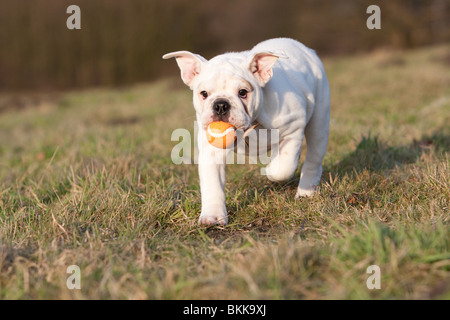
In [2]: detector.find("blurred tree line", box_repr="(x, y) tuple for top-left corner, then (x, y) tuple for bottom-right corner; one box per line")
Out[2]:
(0, 0), (448, 91)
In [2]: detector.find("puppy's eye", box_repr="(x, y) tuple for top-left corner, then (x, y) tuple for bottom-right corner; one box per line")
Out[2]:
(238, 89), (248, 99)
(200, 91), (208, 100)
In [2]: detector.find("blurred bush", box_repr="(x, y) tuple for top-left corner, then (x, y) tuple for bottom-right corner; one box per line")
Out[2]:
(0, 0), (448, 91)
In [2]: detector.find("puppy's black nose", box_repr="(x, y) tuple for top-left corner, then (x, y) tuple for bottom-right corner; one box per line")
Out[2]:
(213, 100), (230, 115)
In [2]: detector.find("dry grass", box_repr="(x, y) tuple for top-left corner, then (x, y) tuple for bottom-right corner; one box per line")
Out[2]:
(0, 45), (449, 299)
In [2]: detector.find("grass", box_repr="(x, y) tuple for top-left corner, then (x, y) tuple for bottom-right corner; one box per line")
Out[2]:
(0, 45), (449, 299)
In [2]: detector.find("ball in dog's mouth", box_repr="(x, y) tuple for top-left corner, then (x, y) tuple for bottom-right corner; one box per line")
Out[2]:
(206, 121), (236, 149)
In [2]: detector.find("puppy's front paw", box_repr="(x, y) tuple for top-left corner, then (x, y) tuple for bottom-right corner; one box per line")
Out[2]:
(198, 206), (228, 226)
(264, 160), (294, 183)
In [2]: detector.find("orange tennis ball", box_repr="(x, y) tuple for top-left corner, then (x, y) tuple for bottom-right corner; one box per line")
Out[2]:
(206, 121), (236, 149)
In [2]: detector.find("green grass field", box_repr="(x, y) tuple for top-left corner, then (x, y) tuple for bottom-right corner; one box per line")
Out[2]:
(0, 45), (449, 299)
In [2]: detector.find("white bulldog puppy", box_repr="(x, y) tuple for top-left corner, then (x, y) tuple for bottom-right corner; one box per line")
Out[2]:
(163, 38), (330, 226)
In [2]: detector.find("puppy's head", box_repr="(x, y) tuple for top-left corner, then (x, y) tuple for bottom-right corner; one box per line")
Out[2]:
(163, 50), (282, 130)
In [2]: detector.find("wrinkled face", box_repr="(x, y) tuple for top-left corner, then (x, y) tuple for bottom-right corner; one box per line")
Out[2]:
(193, 62), (256, 130)
(163, 49), (280, 130)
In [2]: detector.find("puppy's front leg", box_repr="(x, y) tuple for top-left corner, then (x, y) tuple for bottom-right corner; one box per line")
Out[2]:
(264, 131), (304, 183)
(197, 128), (228, 226)
(198, 161), (228, 225)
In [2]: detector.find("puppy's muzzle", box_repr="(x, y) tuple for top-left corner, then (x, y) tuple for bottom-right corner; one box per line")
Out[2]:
(213, 100), (230, 116)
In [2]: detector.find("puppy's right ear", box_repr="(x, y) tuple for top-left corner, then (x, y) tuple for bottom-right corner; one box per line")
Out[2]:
(163, 51), (207, 88)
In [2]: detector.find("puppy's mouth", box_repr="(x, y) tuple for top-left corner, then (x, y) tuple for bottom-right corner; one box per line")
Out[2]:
(201, 100), (252, 131)
(212, 113), (230, 123)
(203, 117), (251, 132)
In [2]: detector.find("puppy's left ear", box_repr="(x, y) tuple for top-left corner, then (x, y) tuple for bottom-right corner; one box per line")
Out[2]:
(249, 51), (287, 86)
(163, 51), (207, 89)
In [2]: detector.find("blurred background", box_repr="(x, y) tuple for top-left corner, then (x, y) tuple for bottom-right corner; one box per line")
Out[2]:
(0, 0), (449, 91)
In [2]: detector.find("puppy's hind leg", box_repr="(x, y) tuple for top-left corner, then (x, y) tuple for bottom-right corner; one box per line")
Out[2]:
(296, 83), (330, 198)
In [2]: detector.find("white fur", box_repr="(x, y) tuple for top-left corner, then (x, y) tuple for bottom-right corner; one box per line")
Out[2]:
(164, 38), (330, 226)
